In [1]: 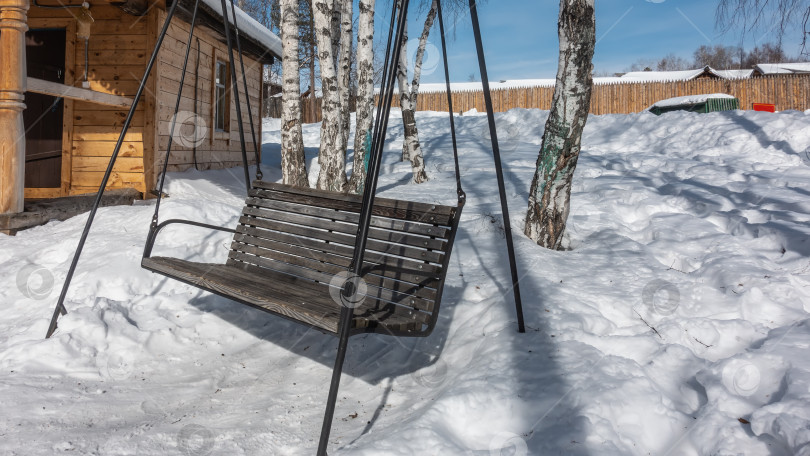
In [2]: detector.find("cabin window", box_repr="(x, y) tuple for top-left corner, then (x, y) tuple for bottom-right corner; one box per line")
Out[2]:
(214, 60), (229, 132)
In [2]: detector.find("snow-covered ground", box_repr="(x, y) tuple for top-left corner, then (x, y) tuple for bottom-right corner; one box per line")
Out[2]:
(2, 107), (810, 455)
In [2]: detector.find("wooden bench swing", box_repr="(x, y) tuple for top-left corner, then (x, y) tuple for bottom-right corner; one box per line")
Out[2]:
(45, 0), (525, 454)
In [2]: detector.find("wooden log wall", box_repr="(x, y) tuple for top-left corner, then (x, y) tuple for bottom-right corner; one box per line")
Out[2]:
(293, 75), (810, 123)
(28, 3), (149, 196)
(414, 76), (810, 115)
(156, 9), (263, 178)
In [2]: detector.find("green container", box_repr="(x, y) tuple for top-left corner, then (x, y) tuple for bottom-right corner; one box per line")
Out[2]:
(650, 97), (740, 116)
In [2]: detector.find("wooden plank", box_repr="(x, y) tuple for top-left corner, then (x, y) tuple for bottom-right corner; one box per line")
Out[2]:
(254, 181), (456, 218)
(72, 156), (144, 173)
(87, 35), (146, 51)
(86, 65), (145, 83)
(82, 80), (140, 97)
(233, 224), (443, 277)
(230, 232), (440, 299)
(74, 109), (143, 126)
(26, 77), (133, 108)
(71, 171), (144, 188)
(142, 6), (161, 199)
(143, 257), (424, 333)
(238, 215), (446, 264)
(24, 188), (62, 199)
(29, 4), (130, 19)
(245, 196), (450, 238)
(73, 141), (143, 157)
(73, 126), (143, 142)
(252, 186), (455, 226)
(85, 49), (149, 63)
(242, 206), (448, 250)
(62, 20), (77, 197)
(143, 257), (344, 333)
(89, 20), (148, 35)
(226, 252), (434, 319)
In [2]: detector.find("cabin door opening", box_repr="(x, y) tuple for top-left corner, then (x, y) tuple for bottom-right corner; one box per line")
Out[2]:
(24, 28), (66, 191)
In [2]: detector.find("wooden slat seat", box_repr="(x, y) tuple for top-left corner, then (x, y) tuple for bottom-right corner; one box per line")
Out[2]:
(142, 181), (463, 337)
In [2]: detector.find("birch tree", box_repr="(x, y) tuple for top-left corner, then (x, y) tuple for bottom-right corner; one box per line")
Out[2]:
(347, 0), (376, 194)
(524, 0), (595, 249)
(395, 0), (434, 184)
(337, 0), (353, 160)
(279, 0), (308, 187)
(313, 0), (346, 191)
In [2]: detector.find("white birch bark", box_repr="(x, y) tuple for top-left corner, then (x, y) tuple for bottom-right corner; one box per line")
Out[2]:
(313, 0), (347, 191)
(337, 0), (353, 158)
(524, 0), (596, 249)
(396, 35), (412, 163)
(348, 0), (375, 194)
(396, 1), (434, 183)
(280, 0), (308, 187)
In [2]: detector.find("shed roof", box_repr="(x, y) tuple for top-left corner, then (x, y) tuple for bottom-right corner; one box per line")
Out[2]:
(619, 67), (714, 82)
(753, 62), (810, 75)
(175, 0), (281, 64)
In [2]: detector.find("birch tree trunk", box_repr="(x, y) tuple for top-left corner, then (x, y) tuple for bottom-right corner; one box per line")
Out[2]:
(524, 0), (595, 249)
(313, 0), (346, 191)
(396, 8), (429, 184)
(279, 0), (308, 187)
(347, 0), (375, 194)
(337, 0), (353, 158)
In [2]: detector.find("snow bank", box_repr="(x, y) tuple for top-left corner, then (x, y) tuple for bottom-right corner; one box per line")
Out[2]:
(2, 108), (810, 454)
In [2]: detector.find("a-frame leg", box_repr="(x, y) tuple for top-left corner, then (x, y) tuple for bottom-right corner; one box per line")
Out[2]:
(316, 306), (353, 455)
(468, 0), (526, 333)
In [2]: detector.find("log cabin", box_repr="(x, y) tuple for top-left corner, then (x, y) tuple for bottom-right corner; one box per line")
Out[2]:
(0, 0), (281, 215)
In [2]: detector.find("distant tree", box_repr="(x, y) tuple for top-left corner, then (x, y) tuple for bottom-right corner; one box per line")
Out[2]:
(656, 53), (690, 71)
(693, 44), (743, 69)
(743, 42), (789, 66)
(467, 73), (476, 81)
(627, 58), (657, 72)
(525, 0), (596, 249)
(716, 0), (810, 52)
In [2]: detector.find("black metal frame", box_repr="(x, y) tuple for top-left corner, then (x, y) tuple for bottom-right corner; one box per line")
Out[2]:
(468, 0), (525, 333)
(44, 0), (524, 454)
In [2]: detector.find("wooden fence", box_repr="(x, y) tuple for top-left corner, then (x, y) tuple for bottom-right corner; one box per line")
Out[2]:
(266, 75), (810, 123)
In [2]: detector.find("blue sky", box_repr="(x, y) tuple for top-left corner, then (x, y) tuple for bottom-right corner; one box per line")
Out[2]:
(380, 0), (807, 84)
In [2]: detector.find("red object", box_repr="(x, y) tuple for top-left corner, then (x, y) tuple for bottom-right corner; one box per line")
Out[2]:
(753, 103), (776, 112)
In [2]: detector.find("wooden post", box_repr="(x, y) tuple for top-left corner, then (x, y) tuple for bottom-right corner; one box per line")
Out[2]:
(0, 0), (28, 214)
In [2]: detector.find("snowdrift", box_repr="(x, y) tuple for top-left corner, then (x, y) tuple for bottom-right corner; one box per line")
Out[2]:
(2, 108), (810, 455)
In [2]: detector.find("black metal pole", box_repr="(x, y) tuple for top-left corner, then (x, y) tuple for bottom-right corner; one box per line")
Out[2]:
(228, 0), (263, 181)
(468, 0), (525, 333)
(316, 3), (410, 454)
(144, 0), (201, 259)
(219, 0), (252, 194)
(45, 0), (183, 339)
(436, 0), (462, 197)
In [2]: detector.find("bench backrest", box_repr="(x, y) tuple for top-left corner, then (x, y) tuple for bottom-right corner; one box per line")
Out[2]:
(226, 181), (462, 335)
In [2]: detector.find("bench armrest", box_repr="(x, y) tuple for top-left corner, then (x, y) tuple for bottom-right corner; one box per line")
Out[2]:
(143, 219), (237, 258)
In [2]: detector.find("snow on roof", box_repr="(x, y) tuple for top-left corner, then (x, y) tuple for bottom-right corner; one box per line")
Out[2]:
(650, 93), (736, 109)
(200, 0), (282, 58)
(620, 68), (710, 82)
(411, 77), (634, 94)
(712, 69), (754, 79)
(754, 62), (810, 75)
(413, 79), (556, 94)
